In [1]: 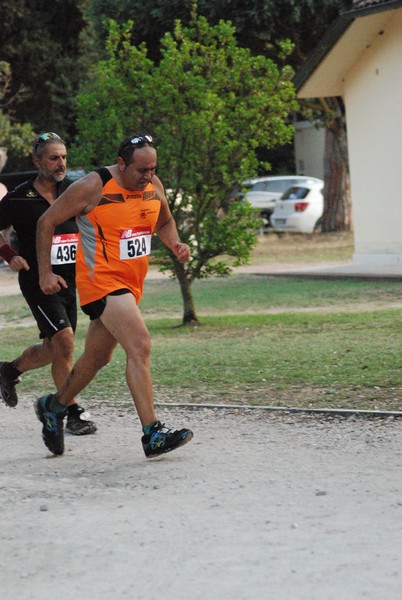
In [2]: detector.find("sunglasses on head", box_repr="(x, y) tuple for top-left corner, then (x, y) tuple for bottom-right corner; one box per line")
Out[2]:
(129, 134), (153, 146)
(125, 134), (153, 148)
(33, 132), (62, 152)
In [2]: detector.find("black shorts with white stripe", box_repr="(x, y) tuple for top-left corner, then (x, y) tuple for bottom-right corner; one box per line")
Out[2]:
(22, 284), (77, 339)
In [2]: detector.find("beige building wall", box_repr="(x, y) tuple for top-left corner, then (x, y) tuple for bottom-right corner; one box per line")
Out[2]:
(344, 11), (402, 265)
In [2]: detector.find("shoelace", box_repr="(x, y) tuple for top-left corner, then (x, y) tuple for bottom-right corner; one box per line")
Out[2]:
(156, 423), (175, 435)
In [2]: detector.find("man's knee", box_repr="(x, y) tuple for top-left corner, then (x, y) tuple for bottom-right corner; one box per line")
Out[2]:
(92, 348), (114, 370)
(129, 332), (152, 361)
(50, 328), (75, 360)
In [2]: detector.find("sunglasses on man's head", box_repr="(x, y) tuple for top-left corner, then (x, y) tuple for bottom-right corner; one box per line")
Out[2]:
(123, 134), (153, 149)
(129, 134), (153, 146)
(33, 132), (62, 151)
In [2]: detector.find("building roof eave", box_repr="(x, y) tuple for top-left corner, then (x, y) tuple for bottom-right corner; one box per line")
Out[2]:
(292, 15), (352, 95)
(294, 0), (402, 98)
(344, 0), (402, 17)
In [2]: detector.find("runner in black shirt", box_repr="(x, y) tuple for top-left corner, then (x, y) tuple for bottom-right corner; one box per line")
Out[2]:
(0, 132), (96, 435)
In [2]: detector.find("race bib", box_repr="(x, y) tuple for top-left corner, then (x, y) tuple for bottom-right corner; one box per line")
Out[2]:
(51, 233), (78, 265)
(120, 227), (152, 260)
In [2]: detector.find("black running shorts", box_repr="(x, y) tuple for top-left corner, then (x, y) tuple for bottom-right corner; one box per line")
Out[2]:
(81, 288), (132, 321)
(22, 285), (77, 340)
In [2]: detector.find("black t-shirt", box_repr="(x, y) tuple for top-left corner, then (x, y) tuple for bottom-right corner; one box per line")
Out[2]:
(0, 178), (77, 292)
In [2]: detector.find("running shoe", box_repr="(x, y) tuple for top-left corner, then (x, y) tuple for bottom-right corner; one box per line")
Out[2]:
(0, 361), (21, 407)
(34, 394), (66, 455)
(142, 421), (193, 458)
(66, 405), (97, 435)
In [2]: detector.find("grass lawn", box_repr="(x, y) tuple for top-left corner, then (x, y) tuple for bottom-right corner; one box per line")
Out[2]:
(1, 240), (401, 413)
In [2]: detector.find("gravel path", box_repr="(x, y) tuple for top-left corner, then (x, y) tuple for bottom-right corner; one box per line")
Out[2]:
(1, 399), (401, 599)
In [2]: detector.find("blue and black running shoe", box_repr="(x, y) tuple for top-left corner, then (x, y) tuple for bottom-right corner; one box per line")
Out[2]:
(142, 421), (193, 458)
(34, 394), (66, 455)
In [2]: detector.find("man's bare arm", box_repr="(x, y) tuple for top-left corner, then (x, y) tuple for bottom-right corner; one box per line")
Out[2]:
(153, 176), (190, 263)
(37, 172), (103, 294)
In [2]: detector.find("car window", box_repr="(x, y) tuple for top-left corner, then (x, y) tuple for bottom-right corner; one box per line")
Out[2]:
(266, 180), (294, 193)
(251, 178), (307, 193)
(282, 186), (309, 200)
(250, 181), (268, 192)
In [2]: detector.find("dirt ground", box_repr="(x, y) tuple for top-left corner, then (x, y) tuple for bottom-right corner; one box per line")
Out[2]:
(1, 253), (402, 599)
(1, 398), (402, 600)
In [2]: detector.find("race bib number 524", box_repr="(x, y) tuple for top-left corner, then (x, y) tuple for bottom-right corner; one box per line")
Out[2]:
(120, 227), (152, 260)
(51, 233), (78, 265)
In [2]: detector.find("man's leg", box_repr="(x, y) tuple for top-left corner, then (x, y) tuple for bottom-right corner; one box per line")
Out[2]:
(99, 293), (156, 425)
(1, 289), (82, 410)
(98, 294), (193, 458)
(46, 329), (97, 435)
(1, 332), (76, 407)
(1, 330), (95, 432)
(12, 341), (53, 371)
(56, 319), (117, 405)
(0, 341), (53, 407)
(46, 328), (74, 390)
(35, 319), (116, 454)
(1, 331), (73, 400)
(35, 294), (192, 457)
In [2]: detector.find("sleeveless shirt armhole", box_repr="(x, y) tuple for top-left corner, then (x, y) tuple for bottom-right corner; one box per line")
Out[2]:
(94, 167), (113, 186)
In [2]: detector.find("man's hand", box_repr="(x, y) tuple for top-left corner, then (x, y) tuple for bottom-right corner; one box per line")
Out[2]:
(8, 255), (30, 272)
(39, 272), (68, 295)
(173, 241), (191, 263)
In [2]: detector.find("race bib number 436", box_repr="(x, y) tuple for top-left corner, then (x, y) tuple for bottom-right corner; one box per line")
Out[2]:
(120, 227), (152, 260)
(51, 233), (78, 265)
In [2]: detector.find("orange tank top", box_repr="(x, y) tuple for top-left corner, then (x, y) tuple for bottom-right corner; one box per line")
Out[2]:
(75, 168), (161, 306)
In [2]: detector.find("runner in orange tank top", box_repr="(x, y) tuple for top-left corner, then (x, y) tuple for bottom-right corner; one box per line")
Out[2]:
(76, 174), (161, 306)
(36, 134), (193, 459)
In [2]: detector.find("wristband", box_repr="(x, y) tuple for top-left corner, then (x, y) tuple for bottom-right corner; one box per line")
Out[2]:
(0, 243), (18, 263)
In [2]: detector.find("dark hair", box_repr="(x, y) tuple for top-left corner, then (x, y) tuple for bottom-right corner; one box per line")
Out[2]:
(118, 134), (154, 166)
(33, 132), (66, 157)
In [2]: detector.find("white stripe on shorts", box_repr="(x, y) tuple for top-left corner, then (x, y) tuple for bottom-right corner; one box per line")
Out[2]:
(36, 305), (59, 332)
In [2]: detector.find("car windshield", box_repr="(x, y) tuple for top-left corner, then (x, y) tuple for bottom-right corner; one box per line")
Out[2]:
(282, 186), (309, 200)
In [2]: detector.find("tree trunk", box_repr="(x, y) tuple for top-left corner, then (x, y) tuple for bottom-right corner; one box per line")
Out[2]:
(322, 118), (352, 232)
(174, 261), (199, 325)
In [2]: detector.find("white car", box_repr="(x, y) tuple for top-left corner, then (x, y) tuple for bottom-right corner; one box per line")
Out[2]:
(243, 175), (322, 226)
(270, 179), (324, 234)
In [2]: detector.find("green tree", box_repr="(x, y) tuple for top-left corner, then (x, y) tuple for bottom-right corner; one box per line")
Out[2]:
(0, 62), (36, 170)
(0, 0), (93, 170)
(87, 0), (349, 65)
(72, 16), (297, 323)
(86, 0), (351, 229)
